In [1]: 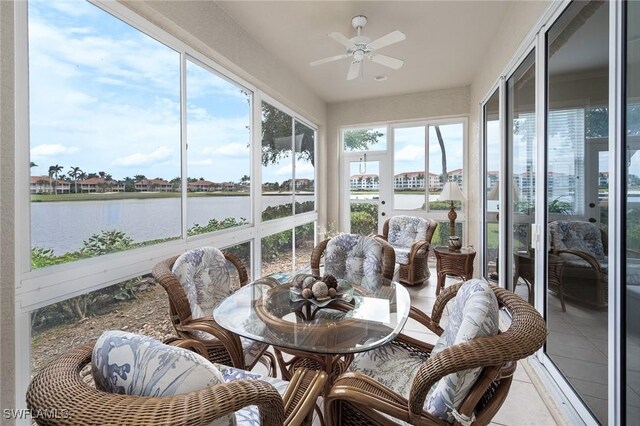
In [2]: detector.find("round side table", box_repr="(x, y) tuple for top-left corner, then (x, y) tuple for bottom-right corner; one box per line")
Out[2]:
(434, 246), (476, 295)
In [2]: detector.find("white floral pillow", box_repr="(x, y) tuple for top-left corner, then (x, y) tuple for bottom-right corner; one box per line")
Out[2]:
(172, 247), (240, 319)
(425, 279), (499, 423)
(92, 330), (236, 426)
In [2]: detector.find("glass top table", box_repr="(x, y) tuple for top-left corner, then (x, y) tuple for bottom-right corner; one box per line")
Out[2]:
(213, 274), (411, 356)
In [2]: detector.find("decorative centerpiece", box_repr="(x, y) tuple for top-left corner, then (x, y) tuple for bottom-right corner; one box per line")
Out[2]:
(290, 273), (353, 307)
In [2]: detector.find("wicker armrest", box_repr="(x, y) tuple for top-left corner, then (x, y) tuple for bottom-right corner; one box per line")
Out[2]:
(282, 368), (327, 425)
(26, 345), (287, 426)
(177, 317), (245, 368)
(326, 372), (441, 425)
(407, 240), (430, 263)
(553, 248), (604, 271)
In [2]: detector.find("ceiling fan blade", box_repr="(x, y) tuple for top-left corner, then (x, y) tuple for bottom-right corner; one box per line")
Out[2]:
(367, 30), (406, 51)
(370, 54), (404, 70)
(328, 32), (355, 48)
(310, 53), (351, 66)
(347, 61), (361, 80)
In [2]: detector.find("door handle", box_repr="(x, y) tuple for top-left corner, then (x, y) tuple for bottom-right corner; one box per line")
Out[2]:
(588, 218), (596, 223)
(381, 212), (386, 216)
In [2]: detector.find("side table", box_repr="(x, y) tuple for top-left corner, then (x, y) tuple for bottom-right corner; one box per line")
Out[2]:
(513, 251), (566, 311)
(434, 246), (476, 295)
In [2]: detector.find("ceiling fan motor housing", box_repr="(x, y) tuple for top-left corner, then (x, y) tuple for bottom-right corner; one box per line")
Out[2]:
(351, 15), (367, 29)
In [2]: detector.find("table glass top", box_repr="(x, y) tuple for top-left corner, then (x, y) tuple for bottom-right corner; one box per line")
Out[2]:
(213, 274), (411, 355)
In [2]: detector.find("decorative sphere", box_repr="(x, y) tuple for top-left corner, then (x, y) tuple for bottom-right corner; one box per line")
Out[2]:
(328, 288), (337, 298)
(312, 281), (329, 298)
(301, 288), (313, 299)
(303, 276), (316, 289)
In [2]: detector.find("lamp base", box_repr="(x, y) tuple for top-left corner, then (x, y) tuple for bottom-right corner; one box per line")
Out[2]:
(448, 236), (462, 251)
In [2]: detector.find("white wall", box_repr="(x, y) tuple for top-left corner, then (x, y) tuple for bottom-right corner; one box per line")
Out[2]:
(325, 86), (470, 228)
(0, 0), (16, 420)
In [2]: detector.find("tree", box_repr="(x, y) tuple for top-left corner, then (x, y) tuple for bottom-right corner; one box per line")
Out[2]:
(260, 103), (381, 167)
(30, 161), (38, 168)
(67, 166), (83, 194)
(434, 125), (448, 184)
(48, 164), (63, 195)
(239, 174), (250, 185)
(134, 174), (146, 182)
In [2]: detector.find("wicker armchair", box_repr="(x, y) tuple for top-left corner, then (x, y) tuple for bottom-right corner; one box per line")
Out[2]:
(275, 234), (396, 380)
(549, 220), (609, 308)
(152, 247), (275, 373)
(26, 339), (326, 426)
(376, 216), (437, 286)
(325, 281), (547, 425)
(311, 234), (396, 285)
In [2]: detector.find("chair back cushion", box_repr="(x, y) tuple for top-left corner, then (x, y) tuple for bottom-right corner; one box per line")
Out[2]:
(549, 220), (605, 260)
(324, 234), (384, 291)
(92, 330), (235, 425)
(387, 215), (432, 248)
(425, 279), (500, 423)
(172, 247), (241, 319)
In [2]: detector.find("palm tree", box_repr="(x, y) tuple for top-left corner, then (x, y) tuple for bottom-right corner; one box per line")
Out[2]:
(48, 164), (63, 195)
(68, 166), (83, 194)
(30, 161), (38, 168)
(434, 125), (448, 184)
(133, 174), (146, 182)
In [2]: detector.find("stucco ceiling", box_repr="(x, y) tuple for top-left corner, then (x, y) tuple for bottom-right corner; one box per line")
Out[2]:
(217, 1), (511, 103)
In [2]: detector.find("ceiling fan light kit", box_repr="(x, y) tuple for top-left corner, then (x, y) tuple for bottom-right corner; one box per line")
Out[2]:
(310, 15), (406, 80)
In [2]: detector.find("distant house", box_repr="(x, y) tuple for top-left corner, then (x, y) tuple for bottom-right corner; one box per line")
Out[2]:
(393, 171), (427, 190)
(30, 176), (70, 194)
(78, 177), (124, 193)
(350, 174), (379, 190)
(135, 178), (172, 192)
(188, 180), (215, 192)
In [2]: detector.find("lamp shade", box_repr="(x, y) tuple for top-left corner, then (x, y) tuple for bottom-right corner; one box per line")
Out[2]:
(439, 181), (466, 202)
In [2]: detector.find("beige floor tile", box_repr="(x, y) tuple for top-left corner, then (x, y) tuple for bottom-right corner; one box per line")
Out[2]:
(546, 340), (608, 364)
(492, 380), (558, 426)
(512, 362), (532, 383)
(551, 355), (608, 385)
(581, 395), (607, 425)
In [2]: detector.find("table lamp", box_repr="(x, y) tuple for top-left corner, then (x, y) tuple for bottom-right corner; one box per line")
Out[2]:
(439, 180), (466, 250)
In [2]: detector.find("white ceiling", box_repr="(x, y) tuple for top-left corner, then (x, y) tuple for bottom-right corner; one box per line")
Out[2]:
(217, 1), (511, 103)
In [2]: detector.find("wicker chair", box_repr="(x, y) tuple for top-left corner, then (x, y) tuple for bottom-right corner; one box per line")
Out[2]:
(26, 338), (327, 426)
(275, 234), (396, 380)
(376, 216), (437, 286)
(311, 234), (396, 284)
(325, 280), (547, 426)
(152, 247), (275, 373)
(548, 220), (609, 308)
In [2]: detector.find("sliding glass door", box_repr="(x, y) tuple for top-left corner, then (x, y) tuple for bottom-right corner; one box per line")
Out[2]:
(483, 90), (500, 282)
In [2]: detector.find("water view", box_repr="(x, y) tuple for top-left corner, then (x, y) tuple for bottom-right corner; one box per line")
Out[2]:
(32, 194), (313, 254)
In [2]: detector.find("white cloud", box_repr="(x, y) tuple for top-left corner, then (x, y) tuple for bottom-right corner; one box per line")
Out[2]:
(114, 146), (173, 167)
(189, 159), (215, 166)
(31, 144), (79, 157)
(200, 143), (249, 157)
(395, 144), (425, 161)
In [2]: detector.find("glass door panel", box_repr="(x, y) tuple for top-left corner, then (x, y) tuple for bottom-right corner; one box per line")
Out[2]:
(626, 0), (640, 421)
(507, 50), (536, 303)
(546, 1), (609, 424)
(393, 126), (426, 211)
(347, 159), (382, 235)
(484, 89), (500, 281)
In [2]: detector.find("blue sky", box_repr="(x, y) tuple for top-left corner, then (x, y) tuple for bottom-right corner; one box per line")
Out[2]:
(28, 0), (299, 184)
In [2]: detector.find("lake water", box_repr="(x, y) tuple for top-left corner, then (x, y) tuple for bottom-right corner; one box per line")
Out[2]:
(31, 195), (313, 254)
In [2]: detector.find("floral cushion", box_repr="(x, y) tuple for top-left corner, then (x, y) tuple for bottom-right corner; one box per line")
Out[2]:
(549, 221), (606, 260)
(324, 234), (384, 292)
(348, 279), (499, 424)
(172, 247), (241, 319)
(173, 247), (266, 367)
(92, 330), (236, 426)
(387, 216), (432, 264)
(216, 364), (289, 425)
(426, 279), (499, 423)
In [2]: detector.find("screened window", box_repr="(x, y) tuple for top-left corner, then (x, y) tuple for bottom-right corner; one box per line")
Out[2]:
(28, 0), (181, 267)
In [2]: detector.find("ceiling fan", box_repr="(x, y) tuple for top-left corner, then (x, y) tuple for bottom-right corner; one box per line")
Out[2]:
(310, 15), (406, 80)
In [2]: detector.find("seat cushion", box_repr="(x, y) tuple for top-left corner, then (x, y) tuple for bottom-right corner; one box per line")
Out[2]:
(92, 330), (236, 426)
(349, 279), (499, 424)
(216, 364), (289, 425)
(324, 234), (384, 291)
(172, 247), (241, 319)
(426, 279), (499, 423)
